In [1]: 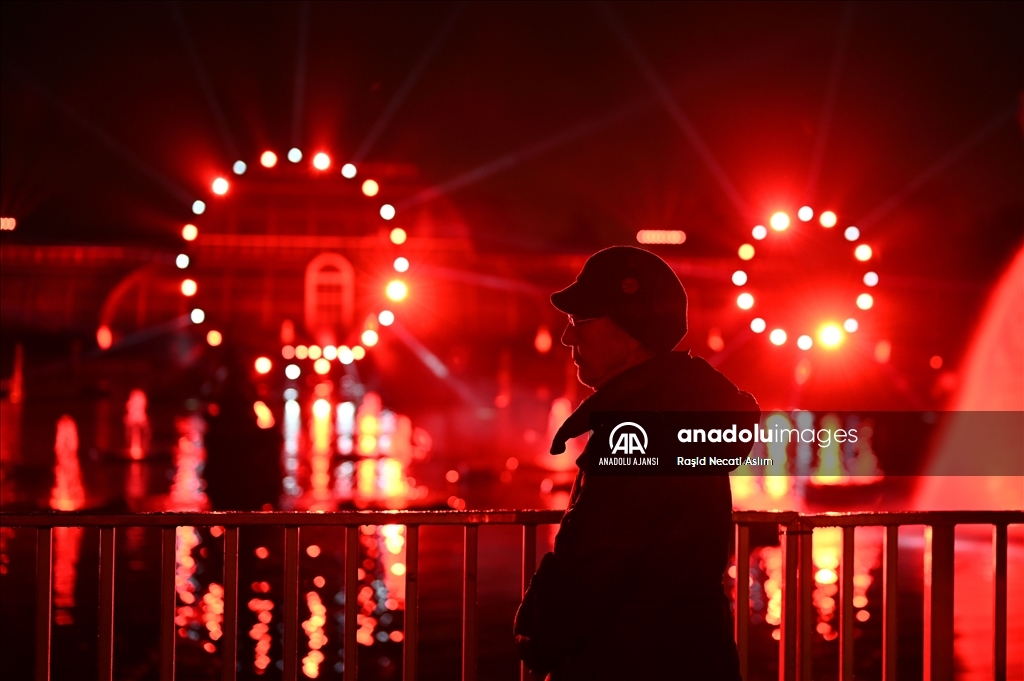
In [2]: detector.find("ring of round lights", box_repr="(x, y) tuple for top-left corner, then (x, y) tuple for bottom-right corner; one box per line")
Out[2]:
(173, 148), (408, 377)
(732, 206), (878, 351)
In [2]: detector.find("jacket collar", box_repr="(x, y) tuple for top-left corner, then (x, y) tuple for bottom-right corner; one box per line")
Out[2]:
(549, 351), (687, 454)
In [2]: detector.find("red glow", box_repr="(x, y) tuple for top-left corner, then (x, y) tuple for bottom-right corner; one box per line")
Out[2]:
(96, 325), (113, 349)
(255, 547), (269, 559)
(306, 545), (321, 557)
(260, 151), (278, 168)
(636, 229), (685, 244)
(0, 217), (16, 231)
(930, 355), (943, 369)
(534, 325), (552, 353)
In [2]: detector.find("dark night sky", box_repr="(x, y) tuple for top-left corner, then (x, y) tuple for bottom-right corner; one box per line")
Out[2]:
(3, 2), (1021, 267)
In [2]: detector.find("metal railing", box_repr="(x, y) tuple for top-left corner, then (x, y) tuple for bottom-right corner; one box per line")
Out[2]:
(1, 509), (1020, 681)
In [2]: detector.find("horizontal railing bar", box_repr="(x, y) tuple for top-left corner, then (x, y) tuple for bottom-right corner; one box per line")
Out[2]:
(0, 510), (567, 527)
(4, 509), (1021, 529)
(740, 510), (1024, 527)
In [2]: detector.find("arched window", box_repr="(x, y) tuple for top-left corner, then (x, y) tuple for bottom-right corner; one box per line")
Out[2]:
(304, 253), (355, 345)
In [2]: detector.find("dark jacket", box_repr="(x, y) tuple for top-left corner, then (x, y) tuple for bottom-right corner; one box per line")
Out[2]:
(515, 351), (759, 680)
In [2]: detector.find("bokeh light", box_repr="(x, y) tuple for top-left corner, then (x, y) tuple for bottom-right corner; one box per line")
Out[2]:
(295, 345), (308, 360)
(255, 357), (272, 374)
(738, 244), (755, 260)
(797, 335), (813, 350)
(341, 163), (357, 178)
(282, 345), (295, 359)
(769, 329), (787, 345)
(288, 148), (302, 163)
(312, 399), (331, 418)
(351, 346), (366, 360)
(818, 324), (844, 348)
(312, 152), (330, 170)
(308, 345), (322, 360)
(362, 179), (379, 196)
(857, 293), (874, 310)
(322, 345), (337, 360)
(380, 204), (396, 220)
(175, 254), (189, 269)
(930, 355), (943, 369)
(260, 151), (278, 168)
(182, 224), (198, 241)
(285, 364), (301, 379)
(855, 244), (873, 261)
(206, 330), (222, 346)
(386, 280), (408, 301)
(190, 309), (205, 324)
(192, 200), (206, 215)
(390, 228), (407, 245)
(338, 346), (354, 364)
(770, 212), (790, 231)
(361, 329), (379, 346)
(96, 325), (113, 350)
(736, 292), (754, 309)
(731, 270), (748, 286)
(845, 226), (860, 241)
(181, 279), (197, 296)
(844, 318), (859, 332)
(863, 271), (878, 286)
(378, 310), (395, 326)
(314, 358), (331, 375)
(233, 160), (246, 175)
(798, 206), (813, 222)
(394, 256), (409, 272)
(750, 318), (766, 333)
(751, 225), (767, 240)
(875, 340), (891, 363)
(212, 177), (229, 195)
(819, 211), (837, 227)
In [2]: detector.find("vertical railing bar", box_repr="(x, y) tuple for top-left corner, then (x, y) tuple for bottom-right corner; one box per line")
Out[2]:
(282, 526), (300, 681)
(221, 527), (239, 681)
(882, 525), (899, 681)
(993, 523), (1008, 681)
(798, 523), (814, 681)
(160, 527), (177, 681)
(839, 526), (855, 681)
(35, 526), (52, 681)
(735, 523), (750, 681)
(404, 525), (419, 681)
(344, 525), (359, 681)
(463, 524), (478, 681)
(923, 524), (955, 681)
(98, 527), (116, 681)
(521, 524), (537, 681)
(780, 521), (798, 681)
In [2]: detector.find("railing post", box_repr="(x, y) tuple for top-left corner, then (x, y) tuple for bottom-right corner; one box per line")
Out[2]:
(282, 526), (300, 681)
(993, 523), (1008, 681)
(924, 524), (954, 681)
(221, 527), (239, 681)
(404, 525), (419, 681)
(344, 526), (359, 681)
(463, 524), (478, 681)
(160, 527), (177, 681)
(521, 523), (537, 681)
(98, 527), (116, 681)
(780, 520), (798, 681)
(798, 522), (814, 681)
(882, 525), (899, 681)
(735, 523), (750, 681)
(839, 526), (855, 681)
(35, 526), (52, 681)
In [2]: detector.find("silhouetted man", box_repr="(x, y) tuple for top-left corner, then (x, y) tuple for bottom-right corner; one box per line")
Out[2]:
(515, 246), (758, 680)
